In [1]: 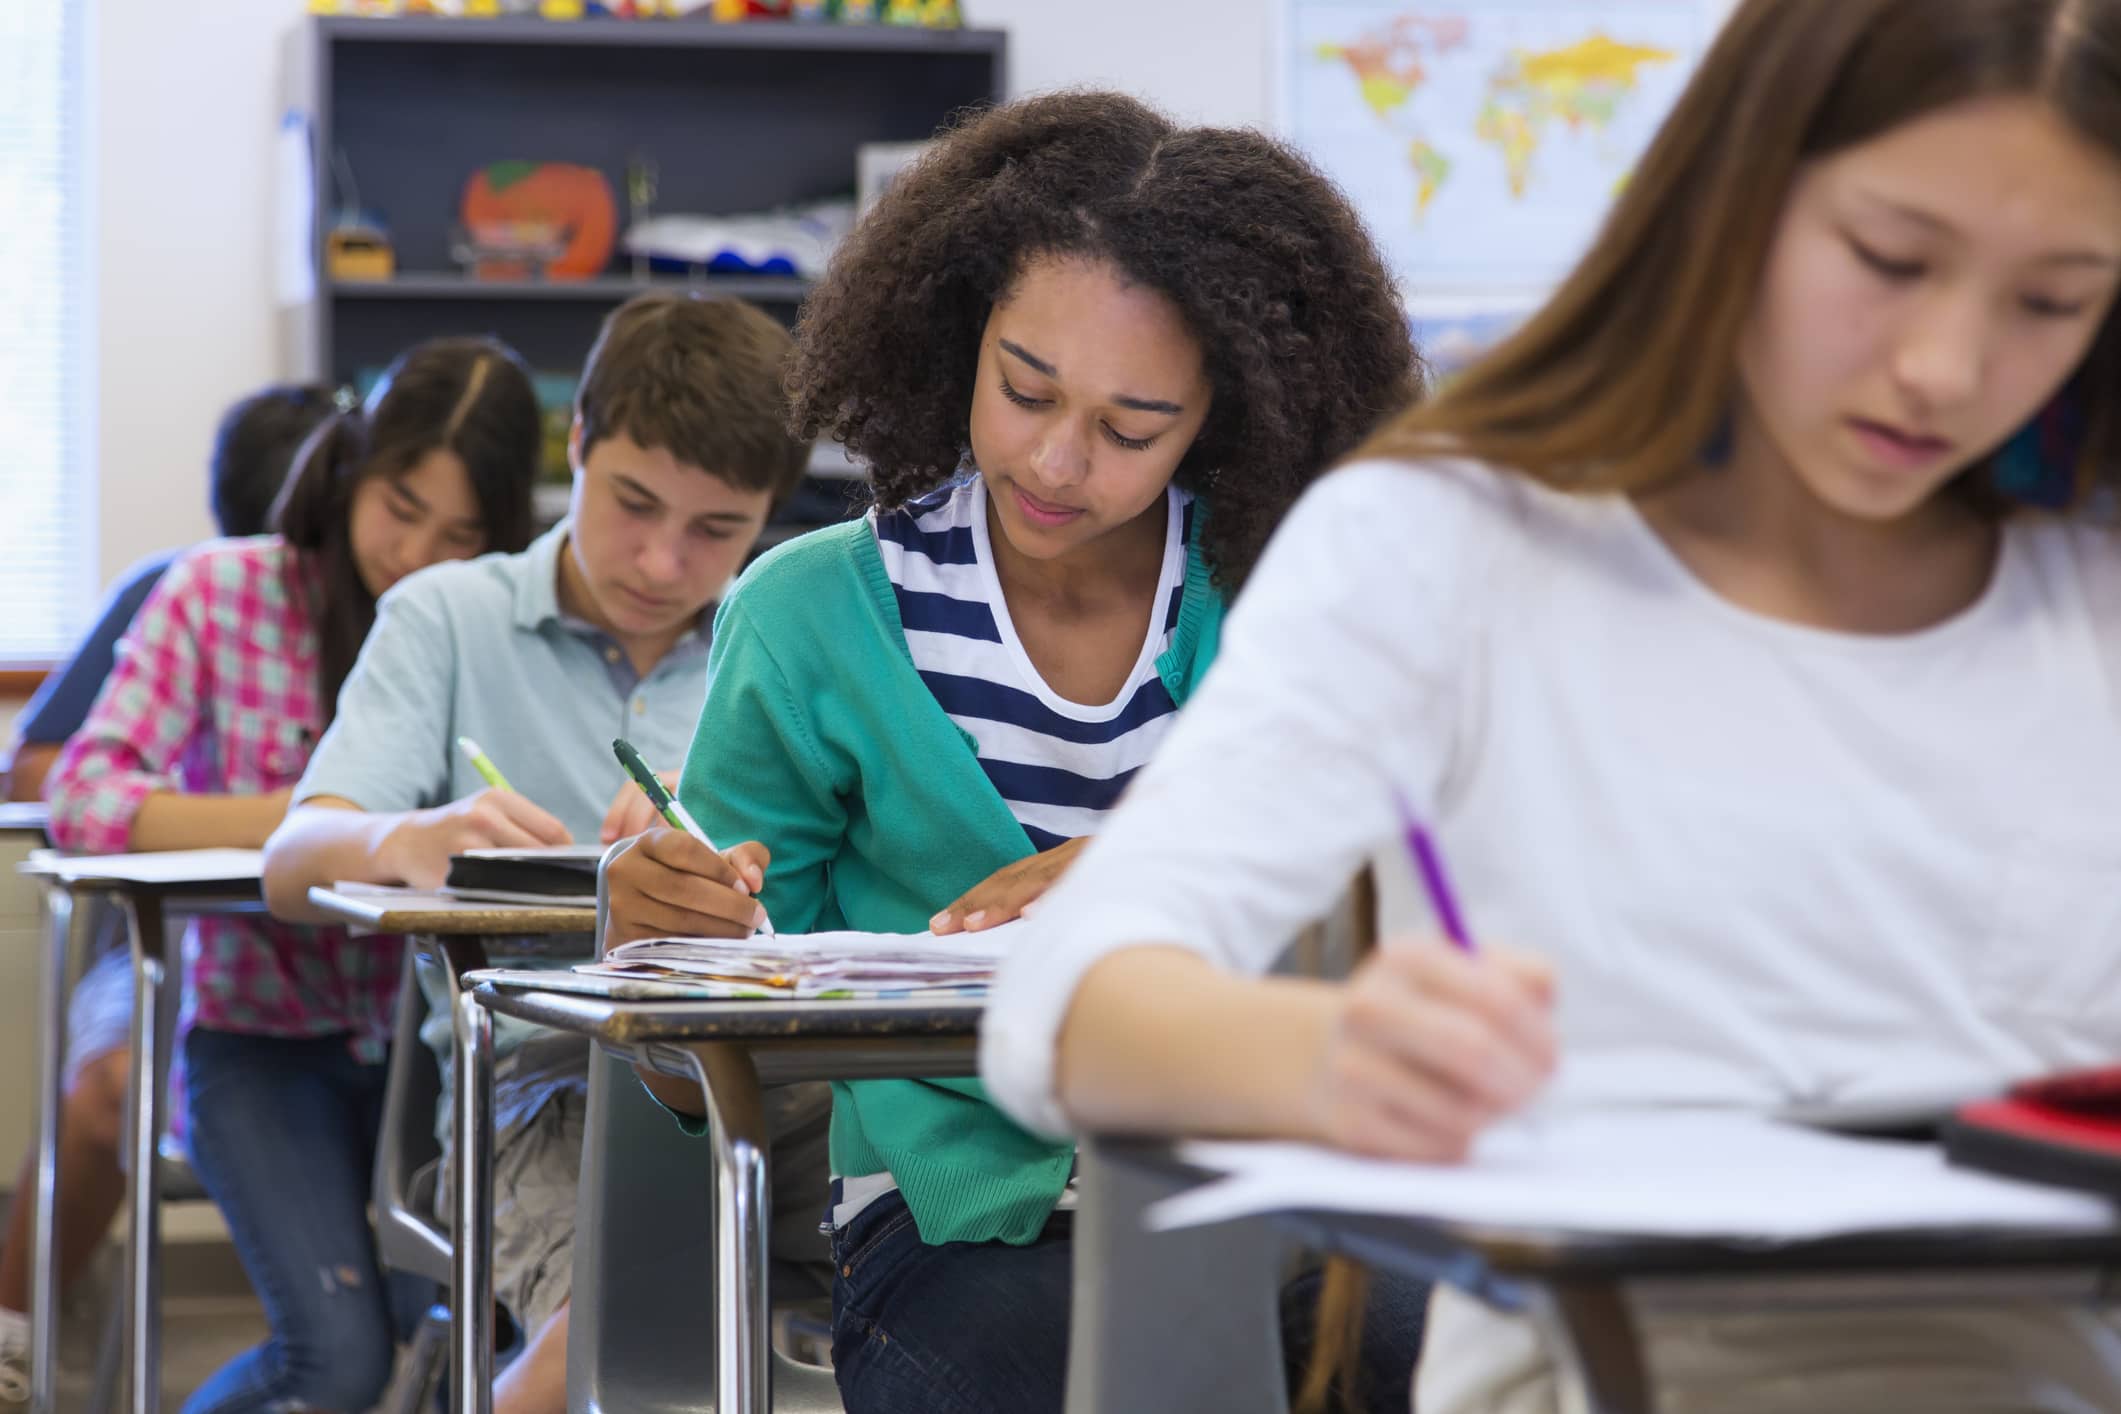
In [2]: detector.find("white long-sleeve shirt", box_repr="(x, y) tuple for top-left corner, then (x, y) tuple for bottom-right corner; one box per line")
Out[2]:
(982, 456), (2121, 1136)
(983, 455), (2121, 1411)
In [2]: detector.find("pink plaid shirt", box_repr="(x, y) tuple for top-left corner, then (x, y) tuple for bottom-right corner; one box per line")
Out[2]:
(47, 538), (403, 1062)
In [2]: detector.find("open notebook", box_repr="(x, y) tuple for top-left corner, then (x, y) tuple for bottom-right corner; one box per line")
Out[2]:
(472, 920), (1022, 1000)
(1149, 1108), (2117, 1243)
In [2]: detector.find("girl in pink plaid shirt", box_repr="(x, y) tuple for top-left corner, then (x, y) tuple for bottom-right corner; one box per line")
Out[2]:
(46, 337), (542, 1414)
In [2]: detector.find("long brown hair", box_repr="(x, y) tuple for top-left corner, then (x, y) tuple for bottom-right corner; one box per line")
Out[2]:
(1363, 0), (2121, 508)
(275, 337), (540, 725)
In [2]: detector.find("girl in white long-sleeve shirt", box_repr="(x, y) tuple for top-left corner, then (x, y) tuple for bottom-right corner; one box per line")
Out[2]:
(979, 0), (2121, 1409)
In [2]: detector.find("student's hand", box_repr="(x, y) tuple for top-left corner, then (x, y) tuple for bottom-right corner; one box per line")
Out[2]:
(931, 836), (1089, 934)
(376, 788), (573, 890)
(1305, 942), (1556, 1163)
(598, 771), (679, 846)
(604, 827), (772, 947)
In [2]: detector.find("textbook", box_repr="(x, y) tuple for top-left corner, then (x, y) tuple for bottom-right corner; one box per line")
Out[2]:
(441, 844), (604, 907)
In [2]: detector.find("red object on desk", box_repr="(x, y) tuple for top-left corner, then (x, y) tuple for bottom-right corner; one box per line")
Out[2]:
(1945, 1064), (2121, 1199)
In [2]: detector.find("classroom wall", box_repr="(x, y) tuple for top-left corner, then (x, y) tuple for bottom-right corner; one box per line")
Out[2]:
(93, 0), (296, 589)
(86, 0), (1745, 593)
(83, 0), (1280, 596)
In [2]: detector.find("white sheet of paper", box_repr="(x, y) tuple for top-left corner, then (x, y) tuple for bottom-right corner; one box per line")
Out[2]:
(327, 883), (593, 912)
(21, 848), (264, 885)
(458, 845), (607, 862)
(1153, 1109), (2115, 1242)
(0, 802), (50, 832)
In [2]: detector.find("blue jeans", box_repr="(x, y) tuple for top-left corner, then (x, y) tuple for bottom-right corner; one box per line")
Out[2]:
(181, 1028), (421, 1414)
(829, 1191), (1429, 1414)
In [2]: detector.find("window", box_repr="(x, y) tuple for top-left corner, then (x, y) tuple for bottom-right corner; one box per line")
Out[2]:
(0, 1), (90, 664)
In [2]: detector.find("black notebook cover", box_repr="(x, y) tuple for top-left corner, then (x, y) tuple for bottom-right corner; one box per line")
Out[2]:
(442, 847), (602, 902)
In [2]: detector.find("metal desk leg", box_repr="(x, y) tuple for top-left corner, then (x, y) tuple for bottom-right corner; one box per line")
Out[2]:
(682, 1043), (771, 1414)
(120, 893), (171, 1414)
(1531, 1280), (1656, 1414)
(452, 989), (496, 1414)
(29, 888), (88, 1414)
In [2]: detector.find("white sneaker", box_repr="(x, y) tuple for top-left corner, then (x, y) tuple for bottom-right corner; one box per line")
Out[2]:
(0, 1307), (29, 1405)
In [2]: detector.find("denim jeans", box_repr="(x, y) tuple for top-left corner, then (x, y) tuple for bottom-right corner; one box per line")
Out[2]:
(829, 1190), (1429, 1414)
(180, 1028), (423, 1414)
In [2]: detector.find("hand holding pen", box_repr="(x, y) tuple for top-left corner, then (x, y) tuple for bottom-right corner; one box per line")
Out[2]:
(1292, 795), (1557, 1162)
(611, 737), (776, 937)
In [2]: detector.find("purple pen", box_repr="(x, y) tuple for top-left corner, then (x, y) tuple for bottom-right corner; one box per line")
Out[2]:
(1400, 799), (1476, 953)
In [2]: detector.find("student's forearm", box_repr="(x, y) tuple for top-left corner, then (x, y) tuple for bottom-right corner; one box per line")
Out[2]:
(5, 742), (60, 803)
(1053, 946), (1337, 1139)
(261, 804), (402, 922)
(126, 789), (290, 853)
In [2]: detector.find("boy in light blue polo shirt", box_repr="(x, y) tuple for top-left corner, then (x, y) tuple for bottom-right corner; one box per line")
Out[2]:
(264, 293), (821, 1414)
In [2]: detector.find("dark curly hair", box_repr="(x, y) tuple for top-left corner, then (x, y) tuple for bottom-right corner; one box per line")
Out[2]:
(788, 90), (1421, 589)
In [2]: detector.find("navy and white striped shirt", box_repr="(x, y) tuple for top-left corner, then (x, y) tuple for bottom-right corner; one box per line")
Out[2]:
(828, 474), (1192, 1230)
(872, 474), (1192, 853)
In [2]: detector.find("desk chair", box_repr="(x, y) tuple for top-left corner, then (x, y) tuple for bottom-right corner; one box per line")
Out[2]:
(1064, 869), (1388, 1414)
(372, 951), (452, 1414)
(566, 840), (839, 1414)
(567, 1050), (840, 1414)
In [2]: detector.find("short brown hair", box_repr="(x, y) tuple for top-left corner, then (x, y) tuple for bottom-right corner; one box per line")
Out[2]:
(1364, 0), (2121, 515)
(576, 292), (812, 504)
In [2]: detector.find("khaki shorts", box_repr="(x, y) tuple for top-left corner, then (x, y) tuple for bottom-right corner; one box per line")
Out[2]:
(489, 1085), (586, 1337)
(438, 1062), (835, 1336)
(1418, 1286), (2121, 1414)
(63, 943), (134, 1092)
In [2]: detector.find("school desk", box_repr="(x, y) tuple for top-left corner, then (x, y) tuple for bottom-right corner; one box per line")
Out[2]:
(19, 849), (263, 1414)
(459, 976), (980, 1414)
(1076, 1136), (2121, 1414)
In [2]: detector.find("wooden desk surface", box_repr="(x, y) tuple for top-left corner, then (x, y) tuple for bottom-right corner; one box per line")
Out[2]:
(473, 978), (982, 1047)
(308, 884), (596, 937)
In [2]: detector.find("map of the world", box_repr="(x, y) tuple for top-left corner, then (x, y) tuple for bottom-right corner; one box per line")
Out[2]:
(1285, 1), (1710, 291)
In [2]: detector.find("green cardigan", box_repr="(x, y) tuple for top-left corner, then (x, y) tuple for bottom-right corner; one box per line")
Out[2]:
(678, 510), (1225, 1246)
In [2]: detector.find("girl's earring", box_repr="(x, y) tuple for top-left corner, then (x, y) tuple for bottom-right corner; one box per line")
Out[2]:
(1994, 389), (2085, 510)
(1698, 410), (1734, 469)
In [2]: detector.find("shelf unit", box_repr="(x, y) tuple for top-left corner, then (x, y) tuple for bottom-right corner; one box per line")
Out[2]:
(280, 15), (1007, 530)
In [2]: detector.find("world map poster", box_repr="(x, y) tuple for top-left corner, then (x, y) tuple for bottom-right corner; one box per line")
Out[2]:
(1283, 0), (1712, 292)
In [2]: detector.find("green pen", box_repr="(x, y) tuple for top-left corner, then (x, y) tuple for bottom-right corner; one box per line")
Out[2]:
(456, 736), (513, 792)
(612, 737), (774, 935)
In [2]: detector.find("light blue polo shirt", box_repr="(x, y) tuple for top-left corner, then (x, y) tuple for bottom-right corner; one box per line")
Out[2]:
(295, 520), (711, 1128)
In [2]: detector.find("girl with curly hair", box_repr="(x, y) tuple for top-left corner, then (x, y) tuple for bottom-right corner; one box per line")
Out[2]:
(606, 90), (1426, 1412)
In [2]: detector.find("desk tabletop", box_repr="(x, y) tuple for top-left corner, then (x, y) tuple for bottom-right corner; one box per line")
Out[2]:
(0, 802), (49, 835)
(19, 847), (263, 896)
(472, 977), (982, 1046)
(1102, 1140), (2121, 1286)
(309, 884), (595, 937)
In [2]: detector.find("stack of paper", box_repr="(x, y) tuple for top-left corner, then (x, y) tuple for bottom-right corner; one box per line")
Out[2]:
(567, 921), (1022, 1000)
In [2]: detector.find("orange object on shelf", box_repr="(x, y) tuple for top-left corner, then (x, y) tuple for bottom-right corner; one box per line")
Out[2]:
(458, 161), (617, 281)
